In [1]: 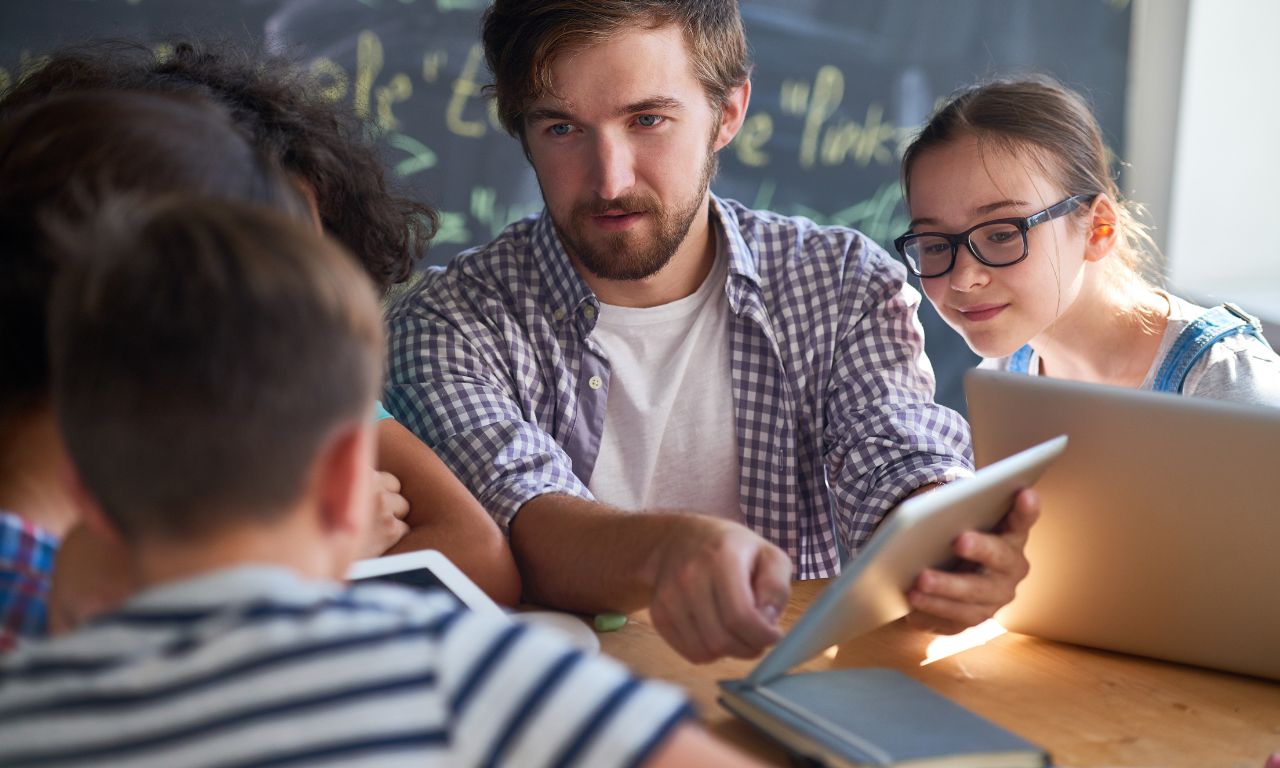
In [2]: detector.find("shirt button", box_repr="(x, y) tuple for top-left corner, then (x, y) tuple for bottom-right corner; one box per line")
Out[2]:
(583, 305), (596, 320)
(588, 375), (603, 390)
(552, 307), (566, 321)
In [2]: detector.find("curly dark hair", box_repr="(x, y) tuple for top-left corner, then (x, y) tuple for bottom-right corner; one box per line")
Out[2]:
(1, 39), (438, 292)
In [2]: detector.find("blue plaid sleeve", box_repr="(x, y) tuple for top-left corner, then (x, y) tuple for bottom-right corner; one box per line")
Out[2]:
(385, 272), (592, 534)
(822, 247), (974, 554)
(0, 513), (59, 652)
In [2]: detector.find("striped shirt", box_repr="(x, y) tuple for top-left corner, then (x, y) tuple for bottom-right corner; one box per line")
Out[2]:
(0, 566), (692, 768)
(386, 196), (973, 578)
(0, 511), (59, 652)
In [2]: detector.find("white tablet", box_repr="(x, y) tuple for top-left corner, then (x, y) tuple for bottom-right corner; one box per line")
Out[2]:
(745, 435), (1067, 684)
(348, 550), (603, 653)
(347, 550), (507, 620)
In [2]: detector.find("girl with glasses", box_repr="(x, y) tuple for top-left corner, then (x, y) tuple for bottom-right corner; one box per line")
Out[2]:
(896, 76), (1279, 405)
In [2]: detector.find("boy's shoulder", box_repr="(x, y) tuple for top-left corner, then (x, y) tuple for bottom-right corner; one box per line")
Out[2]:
(0, 566), (695, 768)
(0, 568), (465, 673)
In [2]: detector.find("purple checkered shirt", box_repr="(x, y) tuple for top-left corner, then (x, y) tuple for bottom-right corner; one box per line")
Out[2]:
(386, 196), (973, 578)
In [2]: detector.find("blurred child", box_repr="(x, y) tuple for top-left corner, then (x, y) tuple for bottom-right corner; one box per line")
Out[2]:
(3, 40), (521, 602)
(0, 197), (746, 767)
(895, 76), (1280, 405)
(0, 89), (302, 650)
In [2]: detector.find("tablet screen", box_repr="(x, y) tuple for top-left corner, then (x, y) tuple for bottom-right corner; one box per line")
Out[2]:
(356, 566), (456, 598)
(346, 550), (507, 618)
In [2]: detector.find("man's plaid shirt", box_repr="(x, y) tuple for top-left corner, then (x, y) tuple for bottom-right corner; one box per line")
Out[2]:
(387, 196), (972, 578)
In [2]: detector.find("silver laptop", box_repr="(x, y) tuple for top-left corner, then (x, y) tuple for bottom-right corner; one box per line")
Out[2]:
(965, 369), (1280, 681)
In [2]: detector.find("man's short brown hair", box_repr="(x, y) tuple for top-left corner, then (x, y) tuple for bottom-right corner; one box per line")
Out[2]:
(49, 198), (383, 540)
(481, 0), (751, 138)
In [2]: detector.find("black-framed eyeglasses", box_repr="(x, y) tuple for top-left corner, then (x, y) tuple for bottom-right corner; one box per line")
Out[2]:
(893, 194), (1093, 278)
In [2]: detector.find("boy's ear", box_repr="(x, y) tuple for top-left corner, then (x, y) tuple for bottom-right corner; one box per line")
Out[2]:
(312, 420), (374, 540)
(1084, 194), (1120, 262)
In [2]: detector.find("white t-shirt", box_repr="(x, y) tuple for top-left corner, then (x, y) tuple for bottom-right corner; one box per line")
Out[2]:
(587, 248), (743, 521)
(984, 292), (1280, 407)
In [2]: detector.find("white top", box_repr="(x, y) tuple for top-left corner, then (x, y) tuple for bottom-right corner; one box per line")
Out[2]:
(984, 293), (1280, 407)
(0, 566), (691, 768)
(587, 245), (743, 521)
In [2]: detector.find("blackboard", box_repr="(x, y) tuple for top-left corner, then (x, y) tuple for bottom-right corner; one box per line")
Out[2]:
(0, 0), (1133, 412)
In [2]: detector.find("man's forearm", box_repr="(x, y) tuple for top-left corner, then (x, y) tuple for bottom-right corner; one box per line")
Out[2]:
(513, 493), (793, 663)
(510, 494), (681, 613)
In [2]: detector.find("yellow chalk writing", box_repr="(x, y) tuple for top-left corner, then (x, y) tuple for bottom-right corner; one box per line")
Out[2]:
(446, 43), (487, 138)
(388, 132), (438, 177)
(354, 30), (383, 119)
(779, 79), (810, 117)
(734, 113), (773, 167)
(376, 73), (413, 131)
(791, 182), (908, 246)
(799, 65), (842, 169)
(421, 50), (446, 83)
(310, 57), (349, 103)
(434, 211), (471, 244)
(819, 102), (898, 167)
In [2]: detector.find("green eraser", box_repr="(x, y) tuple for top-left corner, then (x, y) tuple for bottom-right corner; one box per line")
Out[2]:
(593, 612), (627, 632)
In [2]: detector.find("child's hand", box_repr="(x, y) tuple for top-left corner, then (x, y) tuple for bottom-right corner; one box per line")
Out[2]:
(361, 470), (411, 558)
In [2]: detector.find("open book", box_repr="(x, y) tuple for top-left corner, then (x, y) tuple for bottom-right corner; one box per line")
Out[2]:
(718, 437), (1066, 767)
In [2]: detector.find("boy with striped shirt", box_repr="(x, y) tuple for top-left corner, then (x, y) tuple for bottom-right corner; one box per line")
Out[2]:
(0, 199), (759, 767)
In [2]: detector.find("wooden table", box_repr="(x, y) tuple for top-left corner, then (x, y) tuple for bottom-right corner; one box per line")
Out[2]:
(597, 579), (1280, 767)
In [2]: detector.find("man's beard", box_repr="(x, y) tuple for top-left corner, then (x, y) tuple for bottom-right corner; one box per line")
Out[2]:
(552, 141), (719, 283)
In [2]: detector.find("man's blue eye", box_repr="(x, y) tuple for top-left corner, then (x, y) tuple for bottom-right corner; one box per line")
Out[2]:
(550, 124), (572, 136)
(636, 115), (663, 127)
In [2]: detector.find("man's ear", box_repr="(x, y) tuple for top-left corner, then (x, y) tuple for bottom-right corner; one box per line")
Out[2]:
(312, 420), (374, 539)
(1084, 193), (1120, 263)
(713, 79), (752, 152)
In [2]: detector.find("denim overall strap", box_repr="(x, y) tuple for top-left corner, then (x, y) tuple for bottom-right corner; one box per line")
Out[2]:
(1007, 344), (1036, 374)
(1152, 304), (1265, 393)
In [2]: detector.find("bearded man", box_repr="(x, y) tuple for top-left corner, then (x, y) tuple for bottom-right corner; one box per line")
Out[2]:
(386, 0), (1039, 664)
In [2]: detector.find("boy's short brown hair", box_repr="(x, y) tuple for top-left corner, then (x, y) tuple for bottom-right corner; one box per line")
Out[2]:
(49, 198), (383, 540)
(481, 0), (751, 138)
